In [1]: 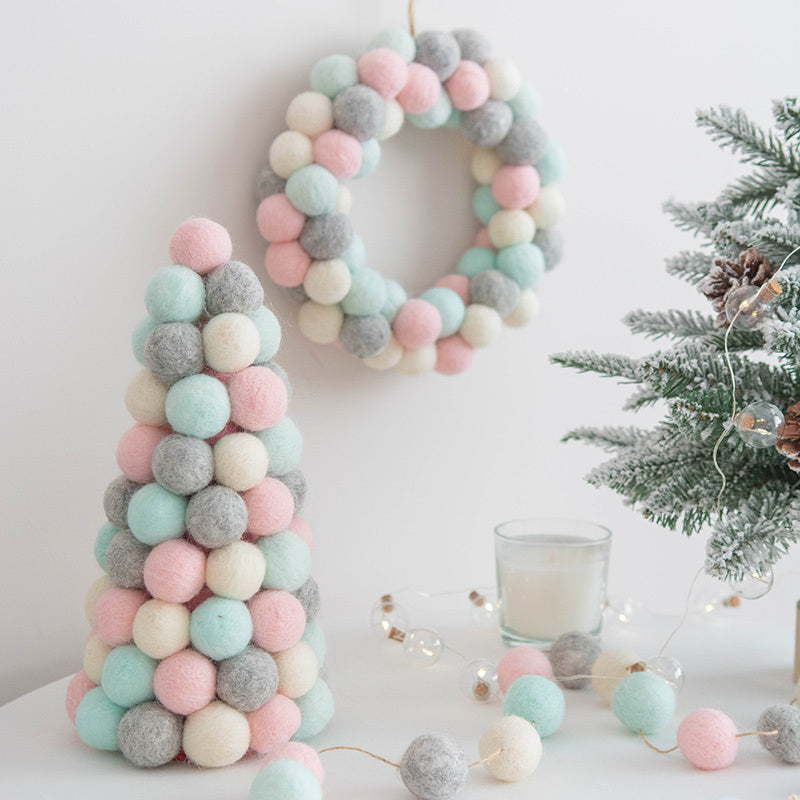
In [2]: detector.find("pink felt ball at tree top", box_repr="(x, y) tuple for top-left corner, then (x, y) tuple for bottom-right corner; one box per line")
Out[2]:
(312, 130), (363, 180)
(492, 165), (541, 210)
(497, 646), (554, 693)
(169, 218), (232, 275)
(262, 741), (325, 783)
(445, 61), (491, 111)
(116, 423), (169, 483)
(435, 335), (475, 375)
(264, 241), (312, 287)
(249, 590), (306, 652)
(227, 366), (288, 431)
(143, 538), (206, 603)
(153, 648), (217, 716)
(435, 274), (471, 304)
(248, 693), (302, 753)
(243, 477), (295, 536)
(92, 587), (148, 647)
(358, 48), (409, 99)
(257, 194), (306, 244)
(393, 299), (443, 348)
(65, 671), (96, 725)
(396, 62), (441, 114)
(289, 516), (314, 554)
(474, 227), (495, 250)
(677, 708), (739, 770)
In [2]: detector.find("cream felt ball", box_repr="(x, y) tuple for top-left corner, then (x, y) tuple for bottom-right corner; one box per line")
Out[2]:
(183, 701), (251, 768)
(528, 186), (566, 230)
(274, 641), (318, 699)
(310, 53), (358, 98)
(612, 672), (676, 735)
(293, 678), (334, 740)
(206, 540), (266, 600)
(549, 631), (602, 690)
(435, 335), (474, 375)
(255, 416), (302, 477)
(265, 241), (312, 287)
(66, 671), (96, 725)
(488, 208), (535, 248)
(205, 260), (265, 316)
(471, 147), (502, 184)
(248, 693), (302, 753)
(294, 578), (321, 623)
(298, 300), (344, 344)
(302, 620), (326, 665)
(145, 265), (205, 324)
(299, 212), (353, 260)
(106, 530), (150, 589)
(103, 475), (141, 528)
(462, 100), (513, 147)
(504, 288), (540, 327)
(286, 91), (334, 138)
(118, 702), (183, 768)
(400, 732), (468, 800)
(339, 314), (391, 358)
(364, 335), (404, 370)
(257, 194), (306, 244)
(93, 587), (147, 647)
(497, 646), (554, 693)
(303, 259), (352, 304)
(153, 649), (217, 716)
(591, 648), (640, 704)
(358, 48), (408, 99)
(393, 299), (443, 348)
(757, 704), (800, 763)
(270, 130), (313, 179)
(83, 634), (112, 684)
(169, 218), (232, 276)
(126, 482), (187, 546)
(151, 433), (213, 496)
(143, 538), (206, 603)
(250, 760), (322, 800)
(116, 424), (168, 483)
(228, 365), (288, 431)
(396, 344), (438, 375)
(165, 373), (231, 439)
(312, 130), (362, 180)
(446, 61), (490, 112)
(243, 477), (295, 536)
(459, 304), (502, 348)
(217, 645), (279, 712)
(249, 590), (306, 652)
(133, 599), (191, 659)
(261, 741), (324, 784)
(251, 306), (282, 364)
(484, 58), (522, 101)
(677, 708), (739, 770)
(502, 675), (565, 738)
(190, 596), (253, 661)
(332, 84), (386, 142)
(85, 575), (113, 625)
(257, 530), (311, 592)
(470, 270), (520, 318)
(286, 164), (339, 217)
(202, 312), (260, 374)
(378, 98), (405, 140)
(335, 183), (353, 213)
(186, 484), (248, 548)
(100, 644), (157, 708)
(144, 322), (204, 386)
(479, 715), (542, 782)
(396, 62), (441, 114)
(75, 688), (126, 751)
(124, 369), (168, 426)
(213, 433), (269, 491)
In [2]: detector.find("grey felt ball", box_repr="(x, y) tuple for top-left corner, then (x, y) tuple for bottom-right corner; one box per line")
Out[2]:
(549, 631), (601, 689)
(333, 84), (386, 142)
(262, 361), (293, 402)
(117, 702), (183, 768)
(103, 476), (141, 528)
(299, 213), (353, 260)
(534, 229), (564, 271)
(283, 284), (309, 304)
(451, 28), (491, 64)
(400, 732), (468, 800)
(106, 530), (150, 589)
(339, 313), (391, 358)
(415, 31), (460, 80)
(144, 322), (204, 386)
(461, 100), (514, 147)
(205, 261), (264, 316)
(497, 119), (549, 166)
(293, 577), (321, 622)
(280, 470), (307, 513)
(758, 704), (800, 763)
(185, 485), (248, 548)
(216, 645), (279, 712)
(469, 270), (520, 317)
(152, 434), (214, 496)
(256, 163), (286, 202)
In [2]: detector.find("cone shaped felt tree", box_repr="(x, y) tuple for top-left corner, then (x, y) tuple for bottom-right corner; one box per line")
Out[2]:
(66, 219), (332, 768)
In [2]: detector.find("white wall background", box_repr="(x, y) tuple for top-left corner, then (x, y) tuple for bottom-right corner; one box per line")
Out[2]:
(2, 0), (799, 705)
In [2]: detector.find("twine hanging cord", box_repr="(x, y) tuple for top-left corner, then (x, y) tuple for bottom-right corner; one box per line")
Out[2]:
(408, 0), (417, 36)
(318, 743), (503, 770)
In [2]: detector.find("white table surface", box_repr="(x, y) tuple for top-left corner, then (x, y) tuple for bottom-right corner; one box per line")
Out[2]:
(3, 595), (800, 800)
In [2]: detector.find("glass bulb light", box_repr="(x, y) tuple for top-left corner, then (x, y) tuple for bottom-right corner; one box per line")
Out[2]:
(459, 659), (499, 702)
(725, 281), (781, 330)
(645, 655), (684, 692)
(369, 595), (409, 637)
(605, 595), (639, 624)
(468, 590), (499, 625)
(402, 628), (444, 667)
(733, 401), (784, 448)
(729, 566), (774, 599)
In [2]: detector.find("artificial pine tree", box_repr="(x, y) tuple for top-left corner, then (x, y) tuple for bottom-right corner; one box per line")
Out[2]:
(65, 219), (332, 768)
(553, 98), (800, 582)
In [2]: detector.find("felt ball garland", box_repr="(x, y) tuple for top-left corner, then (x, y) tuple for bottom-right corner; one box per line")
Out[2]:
(256, 27), (565, 375)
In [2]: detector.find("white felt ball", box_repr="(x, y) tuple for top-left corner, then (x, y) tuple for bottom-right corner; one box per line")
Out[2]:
(269, 131), (314, 179)
(183, 700), (250, 768)
(85, 575), (113, 625)
(471, 147), (502, 185)
(213, 433), (269, 492)
(206, 541), (266, 601)
(133, 599), (191, 660)
(83, 634), (112, 684)
(203, 312), (260, 373)
(377, 99), (405, 140)
(274, 641), (319, 699)
(592, 649), (641, 704)
(504, 289), (539, 328)
(484, 59), (522, 102)
(364, 335), (403, 370)
(298, 301), (344, 344)
(395, 345), (437, 375)
(124, 369), (168, 426)
(335, 184), (353, 214)
(303, 259), (352, 305)
(460, 304), (502, 348)
(488, 209), (535, 248)
(527, 186), (566, 231)
(286, 91), (334, 138)
(479, 715), (542, 782)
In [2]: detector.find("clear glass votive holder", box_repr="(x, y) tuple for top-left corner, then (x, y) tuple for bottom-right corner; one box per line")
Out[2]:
(495, 519), (612, 646)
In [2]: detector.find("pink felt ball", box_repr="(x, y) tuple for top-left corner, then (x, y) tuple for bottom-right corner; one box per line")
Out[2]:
(203, 366), (232, 383)
(492, 165), (541, 210)
(249, 590), (306, 652)
(248, 694), (302, 754)
(227, 366), (288, 431)
(256, 194), (306, 244)
(396, 63), (441, 114)
(474, 228), (495, 250)
(185, 585), (214, 612)
(243, 477), (295, 536)
(312, 130), (363, 180)
(143, 539), (207, 603)
(445, 61), (491, 111)
(435, 335), (475, 375)
(497, 646), (554, 693)
(435, 274), (471, 304)
(358, 48), (409, 99)
(262, 741), (324, 783)
(93, 587), (148, 647)
(677, 708), (739, 770)
(116, 423), (169, 483)
(65, 670), (96, 725)
(264, 242), (312, 287)
(393, 299), (443, 348)
(169, 218), (232, 275)
(288, 516), (314, 554)
(153, 648), (217, 716)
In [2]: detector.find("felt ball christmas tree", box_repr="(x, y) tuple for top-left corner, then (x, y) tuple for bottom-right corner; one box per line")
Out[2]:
(65, 218), (332, 768)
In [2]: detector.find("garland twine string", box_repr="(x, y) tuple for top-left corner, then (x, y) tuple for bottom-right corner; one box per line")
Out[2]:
(317, 744), (504, 769)
(640, 728), (779, 756)
(408, 0), (417, 36)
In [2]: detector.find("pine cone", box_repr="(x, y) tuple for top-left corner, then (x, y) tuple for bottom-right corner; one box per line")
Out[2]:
(776, 401), (800, 471)
(698, 247), (775, 328)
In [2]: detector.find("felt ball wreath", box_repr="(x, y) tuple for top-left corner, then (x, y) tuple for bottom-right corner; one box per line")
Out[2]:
(256, 27), (565, 376)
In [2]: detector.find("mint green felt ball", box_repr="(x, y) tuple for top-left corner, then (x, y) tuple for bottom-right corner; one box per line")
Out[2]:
(250, 760), (322, 800)
(145, 265), (205, 323)
(457, 247), (497, 278)
(419, 287), (466, 337)
(502, 675), (565, 738)
(381, 280), (408, 323)
(132, 315), (159, 365)
(255, 416), (303, 476)
(407, 92), (453, 130)
(612, 672), (676, 735)
(368, 28), (416, 62)
(355, 139), (381, 179)
(472, 185), (501, 225)
(293, 679), (334, 741)
(302, 621), (326, 666)
(165, 374), (231, 439)
(190, 596), (253, 661)
(101, 645), (157, 708)
(251, 306), (282, 364)
(126, 483), (187, 546)
(496, 243), (546, 289)
(286, 165), (338, 217)
(444, 107), (462, 129)
(310, 54), (358, 99)
(340, 268), (387, 316)
(342, 234), (366, 272)
(508, 82), (542, 120)
(257, 531), (311, 592)
(537, 141), (566, 186)
(75, 688), (127, 751)
(94, 522), (119, 570)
